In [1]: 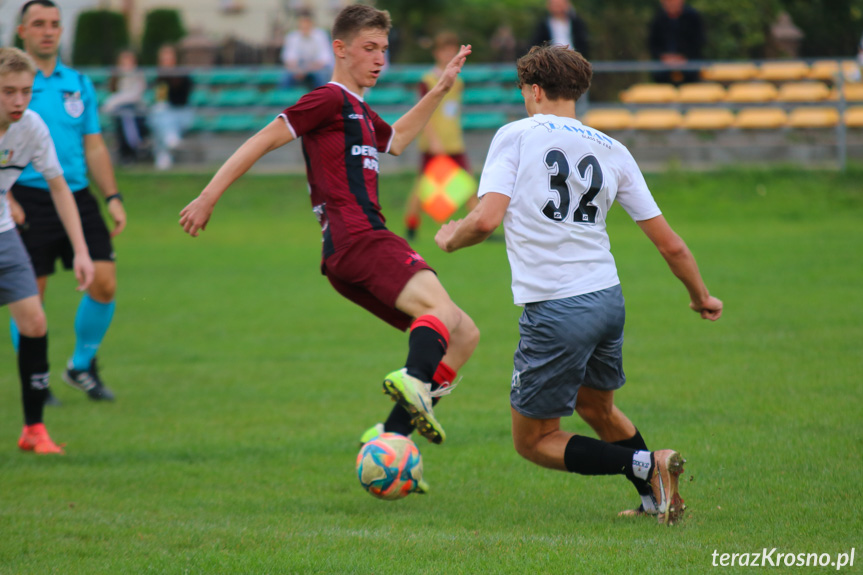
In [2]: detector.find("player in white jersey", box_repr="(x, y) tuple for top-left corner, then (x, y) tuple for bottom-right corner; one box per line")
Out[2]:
(0, 47), (93, 454)
(435, 45), (722, 525)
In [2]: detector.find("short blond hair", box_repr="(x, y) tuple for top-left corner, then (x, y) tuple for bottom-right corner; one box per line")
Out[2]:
(0, 47), (36, 77)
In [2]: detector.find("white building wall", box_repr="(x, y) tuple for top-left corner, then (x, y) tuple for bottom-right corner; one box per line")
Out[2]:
(0, 0), (350, 59)
(112, 0), (347, 45)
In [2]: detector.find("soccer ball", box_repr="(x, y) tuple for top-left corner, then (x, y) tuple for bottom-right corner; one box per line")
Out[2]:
(356, 432), (424, 500)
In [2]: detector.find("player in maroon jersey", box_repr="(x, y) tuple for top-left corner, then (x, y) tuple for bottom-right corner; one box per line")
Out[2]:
(180, 5), (477, 447)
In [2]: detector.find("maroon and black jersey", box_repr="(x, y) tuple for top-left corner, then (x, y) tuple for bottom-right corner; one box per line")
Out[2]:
(280, 82), (394, 259)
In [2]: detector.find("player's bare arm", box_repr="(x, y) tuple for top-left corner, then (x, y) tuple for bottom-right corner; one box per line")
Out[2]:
(390, 44), (471, 155)
(84, 132), (126, 237)
(435, 44), (472, 92)
(637, 215), (723, 321)
(45, 175), (94, 291)
(435, 192), (509, 252)
(180, 118), (295, 237)
(6, 190), (25, 225)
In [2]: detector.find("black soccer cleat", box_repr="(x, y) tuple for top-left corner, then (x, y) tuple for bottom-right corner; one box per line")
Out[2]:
(63, 358), (115, 401)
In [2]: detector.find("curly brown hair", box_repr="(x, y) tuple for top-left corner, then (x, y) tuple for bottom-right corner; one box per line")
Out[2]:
(517, 44), (592, 102)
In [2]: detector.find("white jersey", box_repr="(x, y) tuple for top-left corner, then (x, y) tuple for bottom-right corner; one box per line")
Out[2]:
(0, 109), (63, 234)
(478, 114), (661, 305)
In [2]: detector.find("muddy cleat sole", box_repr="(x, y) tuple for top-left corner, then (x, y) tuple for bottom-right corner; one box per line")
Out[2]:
(382, 368), (446, 445)
(650, 450), (686, 526)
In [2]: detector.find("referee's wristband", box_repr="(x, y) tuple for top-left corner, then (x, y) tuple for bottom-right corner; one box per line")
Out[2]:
(105, 193), (123, 204)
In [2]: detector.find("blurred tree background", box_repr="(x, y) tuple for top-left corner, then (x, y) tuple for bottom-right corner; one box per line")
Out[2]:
(377, 0), (863, 63)
(140, 9), (186, 66)
(783, 0), (863, 57)
(72, 10), (130, 66)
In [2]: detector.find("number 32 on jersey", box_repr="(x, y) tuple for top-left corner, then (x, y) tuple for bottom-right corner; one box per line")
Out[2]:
(541, 149), (604, 225)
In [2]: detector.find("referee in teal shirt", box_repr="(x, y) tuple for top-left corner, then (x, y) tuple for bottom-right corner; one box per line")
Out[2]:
(10, 0), (127, 402)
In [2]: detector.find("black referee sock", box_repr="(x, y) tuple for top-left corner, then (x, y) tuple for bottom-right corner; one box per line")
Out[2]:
(563, 434), (638, 478)
(613, 429), (653, 496)
(18, 334), (50, 426)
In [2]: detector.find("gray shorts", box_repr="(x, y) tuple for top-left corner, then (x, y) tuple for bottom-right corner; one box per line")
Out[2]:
(0, 229), (40, 306)
(511, 284), (626, 419)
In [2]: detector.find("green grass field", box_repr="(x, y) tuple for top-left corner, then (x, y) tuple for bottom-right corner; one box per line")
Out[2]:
(1, 167), (861, 574)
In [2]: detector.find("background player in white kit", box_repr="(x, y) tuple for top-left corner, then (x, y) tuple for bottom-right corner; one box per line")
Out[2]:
(0, 47), (93, 453)
(434, 44), (722, 525)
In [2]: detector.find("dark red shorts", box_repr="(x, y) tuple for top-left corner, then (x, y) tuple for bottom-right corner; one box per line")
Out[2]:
(322, 229), (434, 331)
(420, 152), (471, 173)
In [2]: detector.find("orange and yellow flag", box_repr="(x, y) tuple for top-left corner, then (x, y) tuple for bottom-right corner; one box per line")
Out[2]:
(418, 155), (476, 223)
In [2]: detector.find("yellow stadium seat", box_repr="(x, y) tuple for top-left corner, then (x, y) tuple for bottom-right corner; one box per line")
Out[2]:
(831, 83), (863, 102)
(808, 60), (860, 82)
(632, 109), (684, 130)
(701, 63), (759, 82)
(619, 83), (679, 104)
(582, 109), (633, 131)
(788, 107), (839, 128)
(683, 108), (736, 130)
(845, 106), (863, 127)
(756, 61), (810, 82)
(734, 107), (788, 129)
(776, 81), (831, 102)
(677, 82), (727, 103)
(725, 82), (779, 103)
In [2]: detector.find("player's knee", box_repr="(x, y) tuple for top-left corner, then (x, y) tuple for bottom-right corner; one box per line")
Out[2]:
(512, 436), (532, 461)
(89, 273), (117, 302)
(511, 431), (541, 462)
(17, 310), (47, 338)
(453, 312), (480, 352)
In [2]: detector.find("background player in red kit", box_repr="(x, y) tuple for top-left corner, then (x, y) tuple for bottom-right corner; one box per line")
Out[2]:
(180, 5), (478, 447)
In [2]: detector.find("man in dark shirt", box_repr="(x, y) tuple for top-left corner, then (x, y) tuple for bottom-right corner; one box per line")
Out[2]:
(149, 44), (194, 170)
(648, 0), (705, 85)
(530, 0), (590, 58)
(180, 5), (478, 450)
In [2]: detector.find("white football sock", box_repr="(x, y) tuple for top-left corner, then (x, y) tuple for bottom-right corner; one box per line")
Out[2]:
(632, 450), (652, 481)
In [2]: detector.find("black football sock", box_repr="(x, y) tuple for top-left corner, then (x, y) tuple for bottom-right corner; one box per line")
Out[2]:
(383, 405), (414, 436)
(403, 315), (449, 383)
(613, 429), (653, 496)
(18, 334), (50, 426)
(563, 435), (639, 478)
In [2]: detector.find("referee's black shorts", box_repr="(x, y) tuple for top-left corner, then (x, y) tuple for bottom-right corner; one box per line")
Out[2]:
(11, 184), (115, 277)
